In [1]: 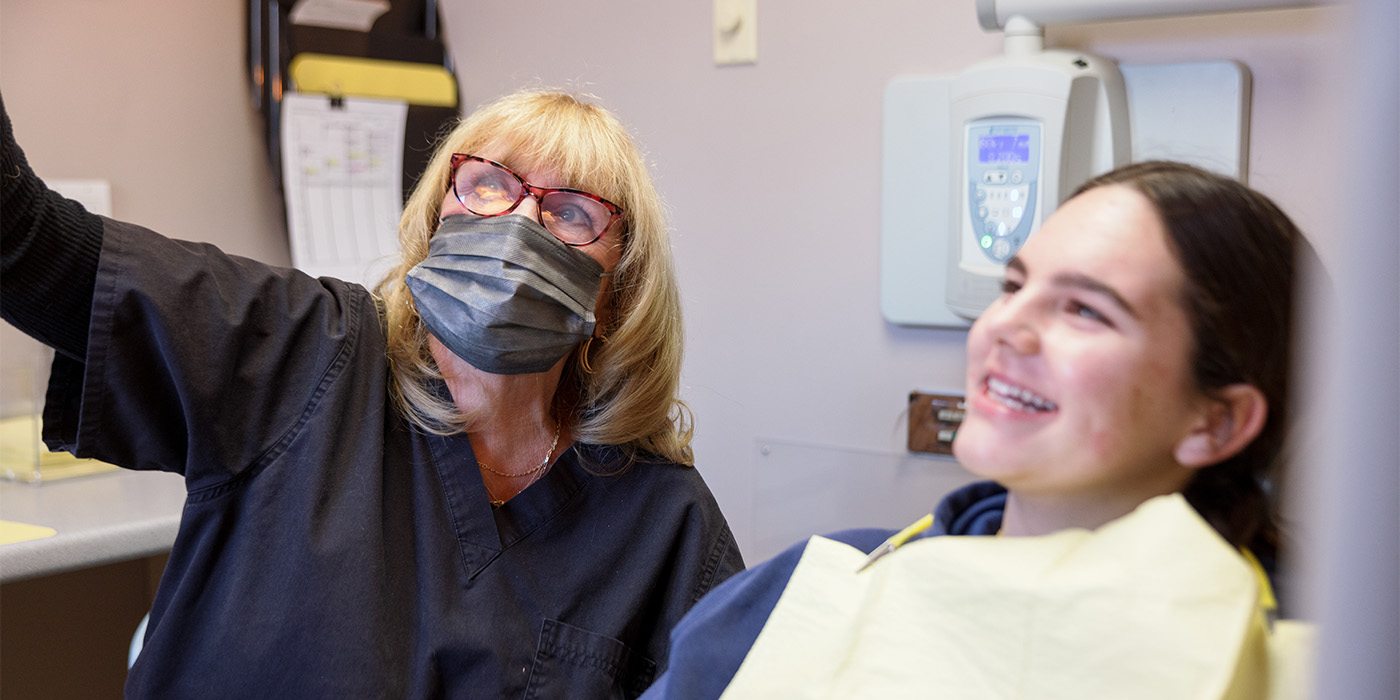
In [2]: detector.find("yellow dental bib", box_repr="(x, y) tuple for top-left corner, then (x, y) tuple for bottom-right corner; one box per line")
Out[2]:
(722, 494), (1313, 699)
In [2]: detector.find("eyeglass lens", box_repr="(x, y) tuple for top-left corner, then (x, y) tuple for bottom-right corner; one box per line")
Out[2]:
(455, 158), (614, 245)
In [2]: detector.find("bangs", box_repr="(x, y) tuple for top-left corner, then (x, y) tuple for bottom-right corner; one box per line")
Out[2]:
(452, 93), (636, 216)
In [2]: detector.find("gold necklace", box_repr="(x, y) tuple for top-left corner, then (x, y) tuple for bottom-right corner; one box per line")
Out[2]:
(481, 422), (562, 507)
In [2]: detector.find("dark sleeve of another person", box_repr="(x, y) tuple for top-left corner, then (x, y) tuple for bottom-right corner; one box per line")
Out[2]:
(0, 91), (104, 361)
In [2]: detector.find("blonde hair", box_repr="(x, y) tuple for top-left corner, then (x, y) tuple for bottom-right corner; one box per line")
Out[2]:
(375, 90), (693, 466)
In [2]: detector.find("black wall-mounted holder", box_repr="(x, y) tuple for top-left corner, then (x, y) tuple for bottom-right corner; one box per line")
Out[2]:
(246, 0), (460, 204)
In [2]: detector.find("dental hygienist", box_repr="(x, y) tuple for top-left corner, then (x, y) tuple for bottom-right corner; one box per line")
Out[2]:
(646, 161), (1300, 697)
(1, 90), (741, 697)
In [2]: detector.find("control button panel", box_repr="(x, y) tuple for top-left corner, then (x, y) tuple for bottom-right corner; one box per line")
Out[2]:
(966, 121), (1041, 264)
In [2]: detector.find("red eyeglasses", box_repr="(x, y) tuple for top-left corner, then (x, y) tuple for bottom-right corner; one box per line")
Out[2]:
(449, 154), (623, 246)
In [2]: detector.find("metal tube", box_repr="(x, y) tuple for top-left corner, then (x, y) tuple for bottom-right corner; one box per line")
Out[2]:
(976, 0), (1316, 30)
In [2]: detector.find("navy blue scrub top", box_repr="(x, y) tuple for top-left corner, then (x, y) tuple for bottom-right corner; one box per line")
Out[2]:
(41, 220), (743, 698)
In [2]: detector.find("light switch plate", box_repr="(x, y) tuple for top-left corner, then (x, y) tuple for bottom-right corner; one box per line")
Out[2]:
(714, 0), (757, 65)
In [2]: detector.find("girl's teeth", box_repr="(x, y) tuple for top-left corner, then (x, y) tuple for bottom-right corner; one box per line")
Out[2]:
(987, 377), (1058, 412)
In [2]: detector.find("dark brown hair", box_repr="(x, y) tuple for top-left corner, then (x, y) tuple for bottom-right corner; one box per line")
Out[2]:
(1074, 161), (1298, 555)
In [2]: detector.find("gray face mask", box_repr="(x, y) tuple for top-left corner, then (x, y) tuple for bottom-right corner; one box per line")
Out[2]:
(406, 215), (605, 375)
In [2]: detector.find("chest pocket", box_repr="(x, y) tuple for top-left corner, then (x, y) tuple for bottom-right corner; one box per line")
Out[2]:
(523, 619), (656, 699)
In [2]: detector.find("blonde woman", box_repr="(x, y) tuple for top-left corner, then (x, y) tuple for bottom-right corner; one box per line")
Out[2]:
(1, 91), (741, 697)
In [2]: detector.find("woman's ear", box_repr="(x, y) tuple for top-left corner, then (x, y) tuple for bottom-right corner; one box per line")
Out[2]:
(1174, 384), (1269, 469)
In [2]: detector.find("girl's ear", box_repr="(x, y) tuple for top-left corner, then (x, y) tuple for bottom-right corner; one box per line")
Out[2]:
(1174, 384), (1269, 469)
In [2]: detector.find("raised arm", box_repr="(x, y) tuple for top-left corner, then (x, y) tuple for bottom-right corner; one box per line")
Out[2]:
(0, 92), (104, 361)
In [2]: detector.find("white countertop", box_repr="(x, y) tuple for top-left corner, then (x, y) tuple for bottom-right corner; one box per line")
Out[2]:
(0, 469), (186, 583)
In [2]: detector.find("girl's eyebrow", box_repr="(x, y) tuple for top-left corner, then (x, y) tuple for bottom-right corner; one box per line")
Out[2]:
(1006, 256), (1139, 319)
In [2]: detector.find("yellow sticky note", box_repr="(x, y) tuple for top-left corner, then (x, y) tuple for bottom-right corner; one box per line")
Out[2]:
(0, 519), (58, 546)
(289, 53), (457, 107)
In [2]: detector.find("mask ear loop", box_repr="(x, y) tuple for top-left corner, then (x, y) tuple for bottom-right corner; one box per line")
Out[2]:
(581, 271), (616, 375)
(579, 335), (605, 374)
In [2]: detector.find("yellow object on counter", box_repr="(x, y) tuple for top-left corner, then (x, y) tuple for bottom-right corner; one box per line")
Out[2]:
(0, 519), (58, 546)
(0, 414), (117, 483)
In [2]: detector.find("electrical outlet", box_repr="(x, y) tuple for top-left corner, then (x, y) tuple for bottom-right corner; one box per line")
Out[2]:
(908, 391), (966, 456)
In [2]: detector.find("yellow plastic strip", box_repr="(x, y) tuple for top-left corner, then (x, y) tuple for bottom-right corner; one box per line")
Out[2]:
(889, 513), (935, 549)
(856, 513), (935, 572)
(289, 53), (457, 107)
(0, 520), (58, 546)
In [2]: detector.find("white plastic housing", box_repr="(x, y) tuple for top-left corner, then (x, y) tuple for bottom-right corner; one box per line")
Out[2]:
(944, 47), (1131, 320)
(975, 0), (1315, 30)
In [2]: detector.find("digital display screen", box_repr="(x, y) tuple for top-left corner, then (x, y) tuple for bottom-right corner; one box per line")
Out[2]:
(978, 134), (1031, 164)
